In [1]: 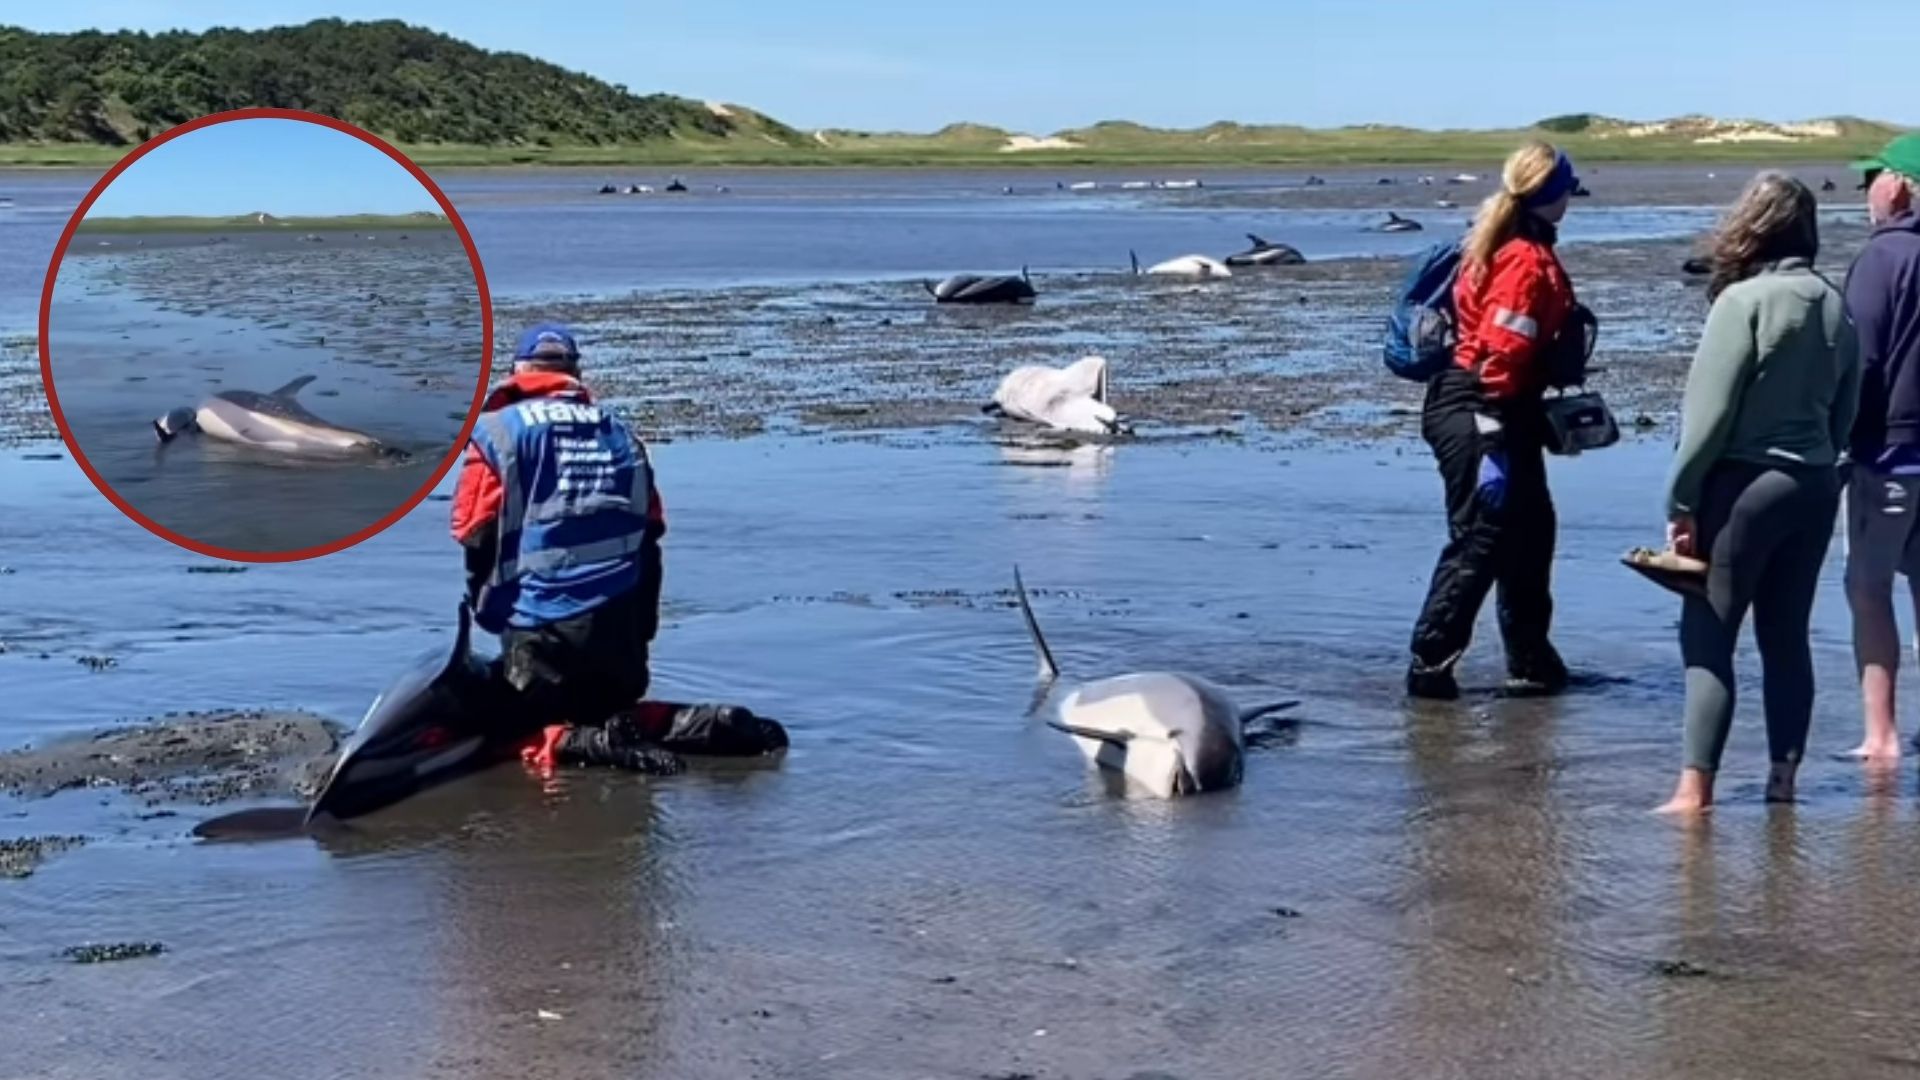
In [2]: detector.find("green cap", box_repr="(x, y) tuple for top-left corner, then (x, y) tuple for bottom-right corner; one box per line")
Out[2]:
(1852, 131), (1920, 179)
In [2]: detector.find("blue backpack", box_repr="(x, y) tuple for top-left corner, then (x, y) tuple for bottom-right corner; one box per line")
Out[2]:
(1383, 240), (1464, 382)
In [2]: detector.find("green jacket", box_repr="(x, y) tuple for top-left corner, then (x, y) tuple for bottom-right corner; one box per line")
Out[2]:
(1667, 257), (1862, 517)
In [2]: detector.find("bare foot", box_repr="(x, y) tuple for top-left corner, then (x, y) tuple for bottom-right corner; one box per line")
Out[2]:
(1656, 769), (1715, 815)
(1844, 737), (1902, 762)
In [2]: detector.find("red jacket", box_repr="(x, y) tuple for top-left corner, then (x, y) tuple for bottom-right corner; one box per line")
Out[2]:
(451, 369), (666, 545)
(1453, 230), (1576, 401)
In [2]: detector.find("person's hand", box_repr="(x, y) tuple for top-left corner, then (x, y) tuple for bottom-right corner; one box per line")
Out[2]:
(1476, 451), (1509, 510)
(1668, 514), (1697, 557)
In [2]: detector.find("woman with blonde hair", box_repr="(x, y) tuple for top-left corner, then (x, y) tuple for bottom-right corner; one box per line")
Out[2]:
(1657, 171), (1860, 813)
(1407, 140), (1584, 699)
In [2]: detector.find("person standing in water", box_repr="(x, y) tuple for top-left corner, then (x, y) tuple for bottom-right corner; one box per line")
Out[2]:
(1406, 141), (1583, 699)
(1657, 173), (1860, 814)
(1840, 133), (1920, 763)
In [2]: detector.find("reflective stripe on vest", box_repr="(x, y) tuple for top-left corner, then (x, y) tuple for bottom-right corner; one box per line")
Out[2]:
(470, 399), (650, 590)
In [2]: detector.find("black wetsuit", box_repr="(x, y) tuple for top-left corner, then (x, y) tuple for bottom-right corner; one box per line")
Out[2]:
(1408, 368), (1562, 682)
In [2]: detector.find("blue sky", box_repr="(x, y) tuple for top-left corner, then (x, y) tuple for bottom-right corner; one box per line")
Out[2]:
(21, 1), (1918, 134)
(84, 117), (442, 217)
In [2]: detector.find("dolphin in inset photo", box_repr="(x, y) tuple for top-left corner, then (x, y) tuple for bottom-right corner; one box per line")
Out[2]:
(1012, 567), (1298, 799)
(153, 374), (406, 461)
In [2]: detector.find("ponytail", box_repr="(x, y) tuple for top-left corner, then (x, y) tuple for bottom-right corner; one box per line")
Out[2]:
(1461, 140), (1564, 281)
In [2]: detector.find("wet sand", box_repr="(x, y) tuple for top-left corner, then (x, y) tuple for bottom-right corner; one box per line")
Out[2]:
(9, 429), (1920, 1079)
(5, 163), (1917, 1079)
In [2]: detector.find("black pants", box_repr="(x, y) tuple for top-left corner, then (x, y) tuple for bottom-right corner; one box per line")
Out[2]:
(500, 586), (653, 732)
(1409, 369), (1558, 672)
(1680, 461), (1839, 771)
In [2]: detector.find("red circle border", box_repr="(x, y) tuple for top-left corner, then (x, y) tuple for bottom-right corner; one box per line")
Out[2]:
(35, 107), (495, 563)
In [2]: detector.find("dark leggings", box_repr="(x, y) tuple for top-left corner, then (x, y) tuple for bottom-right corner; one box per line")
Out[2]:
(1681, 461), (1840, 772)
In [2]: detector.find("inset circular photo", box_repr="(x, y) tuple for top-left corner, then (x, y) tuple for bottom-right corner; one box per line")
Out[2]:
(39, 110), (490, 561)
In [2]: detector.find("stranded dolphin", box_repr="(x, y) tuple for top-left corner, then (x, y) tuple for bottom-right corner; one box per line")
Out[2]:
(193, 601), (790, 838)
(1012, 567), (1297, 798)
(984, 355), (1131, 436)
(1129, 250), (1232, 278)
(925, 268), (1038, 304)
(1223, 234), (1306, 267)
(153, 374), (404, 461)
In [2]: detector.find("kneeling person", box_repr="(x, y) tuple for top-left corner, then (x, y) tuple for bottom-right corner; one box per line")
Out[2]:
(451, 322), (677, 774)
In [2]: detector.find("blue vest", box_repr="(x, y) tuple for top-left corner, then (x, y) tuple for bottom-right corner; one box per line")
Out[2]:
(469, 393), (653, 632)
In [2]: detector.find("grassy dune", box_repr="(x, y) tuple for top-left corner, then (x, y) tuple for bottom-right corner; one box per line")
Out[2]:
(6, 125), (1902, 171)
(74, 211), (452, 233)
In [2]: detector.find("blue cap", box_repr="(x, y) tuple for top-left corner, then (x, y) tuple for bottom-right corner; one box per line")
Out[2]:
(513, 322), (580, 365)
(1523, 151), (1579, 209)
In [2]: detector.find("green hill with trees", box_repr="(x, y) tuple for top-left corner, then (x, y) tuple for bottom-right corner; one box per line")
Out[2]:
(0, 18), (1907, 167)
(0, 18), (805, 155)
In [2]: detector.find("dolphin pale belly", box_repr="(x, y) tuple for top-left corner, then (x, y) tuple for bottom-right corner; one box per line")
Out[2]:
(1012, 567), (1296, 798)
(925, 268), (1037, 304)
(1130, 250), (1232, 278)
(1224, 234), (1305, 267)
(154, 374), (403, 461)
(985, 355), (1130, 436)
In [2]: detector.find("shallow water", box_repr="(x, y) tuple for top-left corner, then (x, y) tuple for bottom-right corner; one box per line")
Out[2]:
(5, 161), (1917, 1079)
(8, 428), (1920, 1079)
(38, 232), (481, 553)
(2, 163), (1862, 322)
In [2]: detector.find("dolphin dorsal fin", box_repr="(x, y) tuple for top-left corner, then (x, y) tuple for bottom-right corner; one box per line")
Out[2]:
(1247, 233), (1266, 246)
(1013, 565), (1061, 682)
(271, 374), (318, 398)
(1128, 249), (1140, 275)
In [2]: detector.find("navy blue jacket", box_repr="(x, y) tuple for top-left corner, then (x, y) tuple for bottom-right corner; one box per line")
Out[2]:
(1846, 211), (1920, 461)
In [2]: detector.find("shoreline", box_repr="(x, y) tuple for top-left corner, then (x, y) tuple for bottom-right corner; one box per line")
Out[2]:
(72, 212), (453, 234)
(0, 144), (1890, 171)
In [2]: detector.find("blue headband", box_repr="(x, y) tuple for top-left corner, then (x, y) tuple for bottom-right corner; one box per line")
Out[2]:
(1522, 152), (1578, 208)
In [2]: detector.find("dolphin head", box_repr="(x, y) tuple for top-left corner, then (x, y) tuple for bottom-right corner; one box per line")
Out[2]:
(1054, 396), (1126, 436)
(153, 406), (198, 443)
(1166, 677), (1248, 794)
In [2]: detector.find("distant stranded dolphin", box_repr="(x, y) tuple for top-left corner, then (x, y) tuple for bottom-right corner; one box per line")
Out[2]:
(925, 268), (1038, 304)
(1129, 250), (1232, 278)
(154, 375), (404, 460)
(1223, 234), (1306, 267)
(1012, 567), (1298, 798)
(1377, 212), (1423, 233)
(984, 355), (1131, 436)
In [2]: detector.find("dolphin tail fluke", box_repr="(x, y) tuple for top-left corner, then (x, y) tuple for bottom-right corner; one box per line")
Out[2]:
(271, 374), (318, 398)
(1239, 700), (1302, 727)
(1012, 565), (1061, 682)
